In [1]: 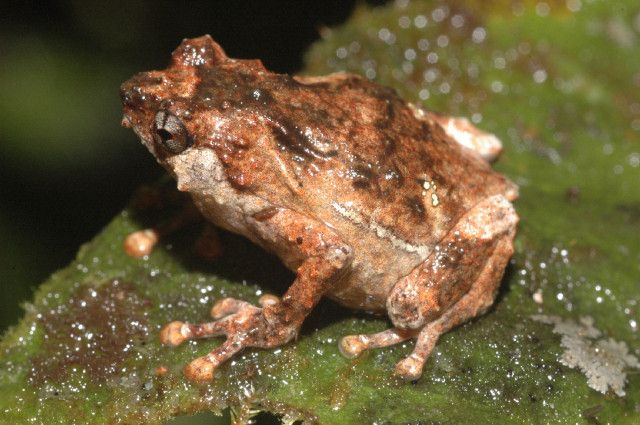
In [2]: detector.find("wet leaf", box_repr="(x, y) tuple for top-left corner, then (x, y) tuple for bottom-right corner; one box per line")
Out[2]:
(2, 1), (639, 423)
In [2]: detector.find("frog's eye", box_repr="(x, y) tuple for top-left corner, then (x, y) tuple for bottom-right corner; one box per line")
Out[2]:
(153, 110), (192, 154)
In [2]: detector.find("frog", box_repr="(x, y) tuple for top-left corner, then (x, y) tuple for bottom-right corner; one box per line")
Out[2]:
(120, 35), (519, 383)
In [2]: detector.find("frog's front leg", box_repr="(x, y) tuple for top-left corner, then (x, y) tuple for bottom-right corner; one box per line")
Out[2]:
(340, 194), (517, 380)
(160, 208), (353, 383)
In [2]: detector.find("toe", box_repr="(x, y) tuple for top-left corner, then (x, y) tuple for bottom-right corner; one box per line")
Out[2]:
(123, 229), (159, 257)
(258, 294), (280, 307)
(160, 321), (190, 346)
(210, 297), (251, 319)
(339, 335), (367, 359)
(184, 356), (216, 383)
(394, 354), (424, 381)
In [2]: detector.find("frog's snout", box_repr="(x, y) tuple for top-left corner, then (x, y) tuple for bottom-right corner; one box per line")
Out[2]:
(120, 115), (132, 129)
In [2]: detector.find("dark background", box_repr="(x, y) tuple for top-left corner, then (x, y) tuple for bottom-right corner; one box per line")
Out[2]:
(0, 0), (387, 330)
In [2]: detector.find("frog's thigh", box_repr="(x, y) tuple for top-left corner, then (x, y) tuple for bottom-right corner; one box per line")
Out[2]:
(338, 228), (511, 369)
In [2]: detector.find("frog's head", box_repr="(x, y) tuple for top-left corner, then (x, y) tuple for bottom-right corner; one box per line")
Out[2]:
(120, 35), (270, 192)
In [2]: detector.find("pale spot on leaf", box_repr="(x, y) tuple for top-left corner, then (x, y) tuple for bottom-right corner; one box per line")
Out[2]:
(532, 315), (639, 396)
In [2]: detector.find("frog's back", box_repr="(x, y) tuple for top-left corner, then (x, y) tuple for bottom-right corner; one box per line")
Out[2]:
(170, 41), (514, 254)
(236, 73), (516, 252)
(128, 35), (514, 256)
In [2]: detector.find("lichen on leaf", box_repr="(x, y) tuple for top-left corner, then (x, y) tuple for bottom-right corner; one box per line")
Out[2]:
(532, 315), (640, 396)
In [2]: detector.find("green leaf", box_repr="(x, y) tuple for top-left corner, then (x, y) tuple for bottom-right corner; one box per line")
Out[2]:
(2, 1), (639, 423)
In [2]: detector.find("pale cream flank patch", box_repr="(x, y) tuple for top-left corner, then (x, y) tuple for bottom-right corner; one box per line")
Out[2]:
(332, 202), (430, 259)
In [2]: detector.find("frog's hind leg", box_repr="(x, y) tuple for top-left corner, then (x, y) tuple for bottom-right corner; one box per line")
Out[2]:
(339, 195), (517, 379)
(427, 112), (503, 162)
(408, 103), (502, 162)
(337, 232), (513, 380)
(394, 234), (514, 380)
(387, 195), (517, 380)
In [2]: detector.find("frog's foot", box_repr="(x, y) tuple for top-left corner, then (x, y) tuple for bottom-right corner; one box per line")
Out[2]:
(160, 295), (293, 383)
(393, 321), (443, 381)
(337, 326), (439, 380)
(339, 328), (417, 359)
(161, 207), (352, 384)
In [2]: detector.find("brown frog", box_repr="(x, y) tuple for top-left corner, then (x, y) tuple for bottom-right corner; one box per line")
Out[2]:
(120, 35), (518, 383)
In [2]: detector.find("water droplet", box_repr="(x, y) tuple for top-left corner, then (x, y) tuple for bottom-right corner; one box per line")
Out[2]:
(536, 2), (551, 17)
(437, 35), (449, 48)
(472, 27), (487, 43)
(451, 14), (465, 28)
(414, 15), (428, 29)
(423, 68), (439, 83)
(533, 69), (548, 84)
(432, 7), (448, 23)
(417, 38), (430, 51)
(418, 89), (430, 100)
(566, 0), (582, 12)
(378, 28), (396, 44)
(404, 48), (416, 61)
(491, 81), (504, 93)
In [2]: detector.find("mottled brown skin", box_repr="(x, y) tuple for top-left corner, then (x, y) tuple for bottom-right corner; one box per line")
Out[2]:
(121, 35), (519, 383)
